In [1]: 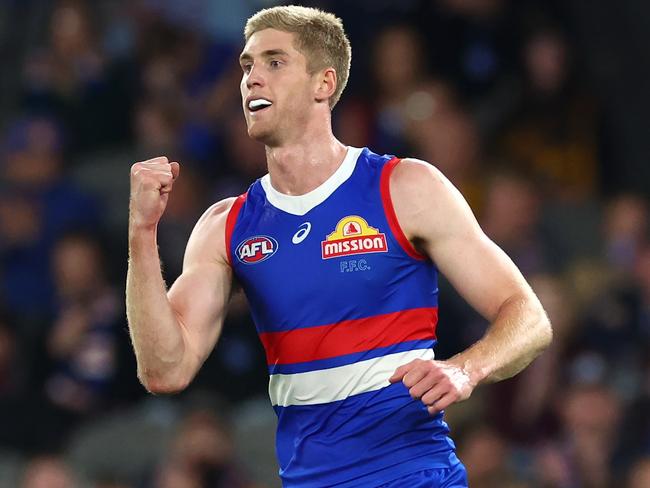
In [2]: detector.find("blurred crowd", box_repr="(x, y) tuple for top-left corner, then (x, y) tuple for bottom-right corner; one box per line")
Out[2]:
(0, 0), (649, 487)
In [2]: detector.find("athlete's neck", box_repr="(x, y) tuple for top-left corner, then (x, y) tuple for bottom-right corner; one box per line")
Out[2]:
(265, 128), (347, 196)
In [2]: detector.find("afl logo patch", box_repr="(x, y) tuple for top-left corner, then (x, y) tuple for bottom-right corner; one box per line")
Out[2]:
(236, 236), (278, 264)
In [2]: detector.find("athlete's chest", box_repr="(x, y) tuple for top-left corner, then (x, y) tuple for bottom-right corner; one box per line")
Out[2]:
(232, 202), (396, 283)
(231, 200), (409, 335)
(226, 148), (437, 330)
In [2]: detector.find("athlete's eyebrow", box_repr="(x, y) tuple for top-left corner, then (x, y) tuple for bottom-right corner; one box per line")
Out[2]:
(239, 49), (289, 63)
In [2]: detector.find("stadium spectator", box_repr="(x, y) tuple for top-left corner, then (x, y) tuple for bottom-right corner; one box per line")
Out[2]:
(458, 425), (528, 488)
(627, 457), (650, 488)
(149, 399), (254, 488)
(33, 231), (133, 450)
(495, 26), (599, 201)
(535, 382), (623, 487)
(0, 116), (99, 322)
(20, 455), (76, 488)
(21, 0), (132, 153)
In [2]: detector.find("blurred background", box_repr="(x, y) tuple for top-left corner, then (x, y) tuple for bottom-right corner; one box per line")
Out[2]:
(0, 0), (649, 487)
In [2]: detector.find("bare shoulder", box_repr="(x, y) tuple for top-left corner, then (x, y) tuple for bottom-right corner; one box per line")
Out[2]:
(185, 197), (239, 265)
(390, 157), (477, 243)
(390, 158), (456, 201)
(196, 197), (238, 229)
(392, 157), (444, 180)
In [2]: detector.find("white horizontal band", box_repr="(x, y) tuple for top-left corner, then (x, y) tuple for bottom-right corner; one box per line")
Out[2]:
(269, 348), (435, 407)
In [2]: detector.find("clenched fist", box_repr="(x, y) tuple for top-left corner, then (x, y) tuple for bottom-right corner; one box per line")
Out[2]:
(129, 156), (180, 230)
(389, 358), (475, 416)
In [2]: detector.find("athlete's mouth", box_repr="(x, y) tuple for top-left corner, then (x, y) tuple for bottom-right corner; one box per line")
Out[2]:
(248, 98), (273, 112)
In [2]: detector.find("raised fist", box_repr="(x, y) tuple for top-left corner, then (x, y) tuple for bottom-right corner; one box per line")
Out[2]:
(129, 156), (180, 229)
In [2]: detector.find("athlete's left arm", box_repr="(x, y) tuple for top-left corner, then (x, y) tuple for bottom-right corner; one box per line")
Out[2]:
(388, 159), (552, 415)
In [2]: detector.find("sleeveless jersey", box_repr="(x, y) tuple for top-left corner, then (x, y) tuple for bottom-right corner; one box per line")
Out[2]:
(226, 147), (460, 487)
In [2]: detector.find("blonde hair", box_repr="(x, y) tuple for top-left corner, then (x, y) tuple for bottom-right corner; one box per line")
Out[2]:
(244, 5), (351, 109)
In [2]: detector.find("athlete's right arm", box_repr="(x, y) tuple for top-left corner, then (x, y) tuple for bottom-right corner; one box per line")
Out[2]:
(126, 157), (235, 394)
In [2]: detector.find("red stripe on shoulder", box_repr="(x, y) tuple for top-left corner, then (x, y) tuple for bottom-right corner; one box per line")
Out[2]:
(225, 193), (247, 266)
(380, 158), (426, 260)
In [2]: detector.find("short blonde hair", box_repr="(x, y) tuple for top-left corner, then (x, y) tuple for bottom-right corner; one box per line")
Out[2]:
(244, 5), (351, 109)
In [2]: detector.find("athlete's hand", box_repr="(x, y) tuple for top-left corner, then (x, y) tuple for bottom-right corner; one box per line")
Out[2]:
(129, 156), (180, 229)
(389, 359), (475, 415)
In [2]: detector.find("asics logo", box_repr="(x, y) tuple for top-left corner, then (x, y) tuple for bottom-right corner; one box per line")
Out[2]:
(292, 222), (311, 244)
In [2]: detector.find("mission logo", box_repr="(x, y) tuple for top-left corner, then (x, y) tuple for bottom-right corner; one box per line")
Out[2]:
(236, 236), (278, 264)
(321, 215), (388, 259)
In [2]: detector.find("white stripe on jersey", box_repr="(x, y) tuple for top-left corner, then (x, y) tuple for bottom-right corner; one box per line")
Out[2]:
(269, 348), (435, 407)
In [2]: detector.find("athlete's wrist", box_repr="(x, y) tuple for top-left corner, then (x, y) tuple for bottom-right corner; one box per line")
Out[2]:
(446, 354), (486, 389)
(128, 221), (159, 252)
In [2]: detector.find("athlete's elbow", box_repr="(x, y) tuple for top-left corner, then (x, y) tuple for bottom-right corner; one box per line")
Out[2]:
(542, 316), (553, 349)
(533, 307), (553, 354)
(138, 368), (191, 395)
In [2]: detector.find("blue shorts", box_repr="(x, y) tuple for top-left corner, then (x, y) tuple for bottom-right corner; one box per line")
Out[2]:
(376, 463), (468, 488)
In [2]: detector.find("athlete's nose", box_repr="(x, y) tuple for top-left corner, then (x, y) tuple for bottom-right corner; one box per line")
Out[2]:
(246, 64), (265, 89)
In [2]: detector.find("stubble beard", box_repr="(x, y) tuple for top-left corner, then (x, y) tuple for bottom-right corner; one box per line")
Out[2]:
(246, 111), (285, 147)
(247, 121), (280, 148)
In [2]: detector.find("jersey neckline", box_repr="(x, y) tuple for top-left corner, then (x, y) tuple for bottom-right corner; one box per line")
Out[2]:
(260, 146), (363, 216)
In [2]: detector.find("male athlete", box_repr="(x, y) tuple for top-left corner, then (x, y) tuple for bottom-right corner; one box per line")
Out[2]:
(127, 6), (552, 488)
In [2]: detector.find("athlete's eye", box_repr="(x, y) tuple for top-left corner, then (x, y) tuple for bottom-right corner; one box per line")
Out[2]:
(242, 63), (252, 73)
(270, 60), (282, 69)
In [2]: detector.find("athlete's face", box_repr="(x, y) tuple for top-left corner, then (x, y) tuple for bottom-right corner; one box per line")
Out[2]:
(240, 29), (317, 146)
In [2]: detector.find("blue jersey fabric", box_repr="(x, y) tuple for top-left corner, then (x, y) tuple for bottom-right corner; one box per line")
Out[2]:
(377, 464), (468, 488)
(228, 147), (462, 487)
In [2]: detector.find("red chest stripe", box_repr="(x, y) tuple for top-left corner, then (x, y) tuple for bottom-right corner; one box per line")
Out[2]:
(259, 307), (438, 366)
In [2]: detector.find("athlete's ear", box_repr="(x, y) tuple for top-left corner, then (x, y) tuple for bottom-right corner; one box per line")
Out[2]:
(314, 67), (337, 104)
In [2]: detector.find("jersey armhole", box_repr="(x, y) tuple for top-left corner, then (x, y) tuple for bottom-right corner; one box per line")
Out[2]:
(225, 193), (247, 266)
(380, 158), (426, 261)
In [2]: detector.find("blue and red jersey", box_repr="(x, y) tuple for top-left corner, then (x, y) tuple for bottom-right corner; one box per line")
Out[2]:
(226, 147), (461, 487)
